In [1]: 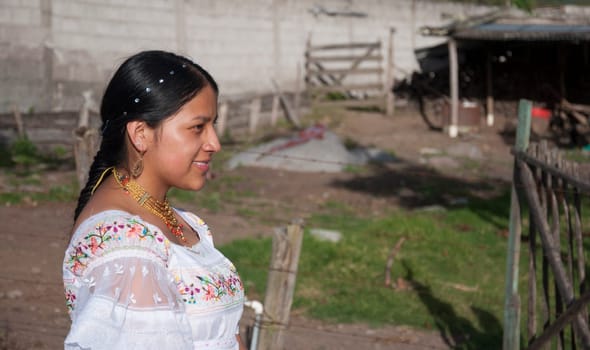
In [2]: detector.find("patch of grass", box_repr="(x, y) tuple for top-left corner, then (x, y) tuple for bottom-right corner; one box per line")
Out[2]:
(220, 191), (514, 349)
(235, 207), (257, 218)
(0, 183), (78, 205)
(168, 188), (197, 203)
(564, 149), (590, 163)
(199, 192), (222, 212)
(342, 164), (366, 174)
(0, 192), (23, 205)
(0, 144), (12, 167)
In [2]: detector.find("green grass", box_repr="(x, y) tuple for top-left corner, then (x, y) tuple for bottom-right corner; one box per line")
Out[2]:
(219, 191), (513, 349)
(0, 183), (78, 205)
(219, 188), (590, 349)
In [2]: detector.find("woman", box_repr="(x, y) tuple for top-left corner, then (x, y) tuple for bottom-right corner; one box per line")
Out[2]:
(63, 51), (245, 349)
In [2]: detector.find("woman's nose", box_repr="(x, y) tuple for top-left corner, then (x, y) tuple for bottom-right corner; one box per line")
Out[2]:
(205, 127), (221, 152)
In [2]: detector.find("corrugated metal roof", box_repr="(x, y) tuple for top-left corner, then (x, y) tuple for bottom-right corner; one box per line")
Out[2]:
(454, 22), (590, 41)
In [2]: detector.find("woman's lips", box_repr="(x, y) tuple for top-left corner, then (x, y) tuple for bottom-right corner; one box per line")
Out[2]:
(193, 161), (210, 171)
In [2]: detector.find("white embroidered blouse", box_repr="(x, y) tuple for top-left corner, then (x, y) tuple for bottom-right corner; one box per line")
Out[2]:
(62, 209), (244, 350)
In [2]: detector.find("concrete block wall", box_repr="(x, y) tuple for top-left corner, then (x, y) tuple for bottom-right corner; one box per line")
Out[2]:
(0, 0), (494, 114)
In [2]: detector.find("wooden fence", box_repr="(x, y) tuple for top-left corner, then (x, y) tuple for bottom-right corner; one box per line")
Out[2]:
(503, 100), (590, 349)
(304, 29), (395, 116)
(0, 91), (304, 148)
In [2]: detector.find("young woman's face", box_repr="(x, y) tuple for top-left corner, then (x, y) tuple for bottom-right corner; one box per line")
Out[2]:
(144, 85), (220, 192)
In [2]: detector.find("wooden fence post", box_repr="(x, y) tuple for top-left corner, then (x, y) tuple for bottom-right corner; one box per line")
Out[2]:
(217, 101), (228, 137)
(258, 219), (304, 350)
(73, 91), (99, 188)
(12, 105), (25, 138)
(249, 97), (262, 135)
(502, 99), (532, 350)
(270, 95), (280, 127)
(385, 27), (395, 117)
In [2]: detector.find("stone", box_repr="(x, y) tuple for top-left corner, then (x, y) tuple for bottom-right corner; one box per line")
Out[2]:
(309, 228), (342, 243)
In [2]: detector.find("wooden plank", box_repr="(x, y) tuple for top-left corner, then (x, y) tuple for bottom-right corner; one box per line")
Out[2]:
(306, 67), (383, 76)
(503, 99), (531, 350)
(448, 38), (459, 138)
(385, 28), (396, 117)
(258, 220), (304, 350)
(308, 42), (380, 51)
(308, 83), (383, 93)
(313, 98), (385, 108)
(486, 50), (495, 126)
(332, 45), (377, 85)
(527, 144), (539, 345)
(539, 142), (551, 341)
(271, 79), (301, 129)
(547, 151), (564, 350)
(527, 200), (538, 345)
(518, 160), (590, 348)
(560, 162), (579, 349)
(248, 97), (262, 134)
(307, 55), (382, 62)
(529, 290), (590, 350)
(512, 151), (590, 194)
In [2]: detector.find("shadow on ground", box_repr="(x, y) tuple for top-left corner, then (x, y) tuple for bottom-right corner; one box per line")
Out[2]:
(402, 261), (503, 350)
(330, 158), (512, 230)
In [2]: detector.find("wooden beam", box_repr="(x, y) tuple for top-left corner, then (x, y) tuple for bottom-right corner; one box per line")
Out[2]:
(308, 83), (383, 93)
(258, 220), (304, 350)
(448, 39), (459, 138)
(528, 290), (590, 350)
(385, 28), (396, 117)
(307, 55), (382, 62)
(518, 160), (590, 348)
(308, 42), (380, 51)
(307, 67), (383, 76)
(502, 99), (531, 350)
(486, 50), (494, 126)
(333, 45), (379, 85)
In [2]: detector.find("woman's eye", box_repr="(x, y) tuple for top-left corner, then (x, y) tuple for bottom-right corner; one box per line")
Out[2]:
(193, 124), (204, 132)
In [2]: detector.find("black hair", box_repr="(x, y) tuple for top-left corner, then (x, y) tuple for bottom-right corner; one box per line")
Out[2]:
(74, 50), (218, 221)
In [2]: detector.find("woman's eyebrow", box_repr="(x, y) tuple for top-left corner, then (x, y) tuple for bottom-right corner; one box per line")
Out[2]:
(190, 115), (212, 122)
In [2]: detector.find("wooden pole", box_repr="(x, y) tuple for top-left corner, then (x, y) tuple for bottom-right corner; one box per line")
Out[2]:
(216, 101), (228, 137)
(448, 38), (459, 138)
(249, 97), (262, 135)
(270, 95), (280, 127)
(12, 105), (25, 138)
(385, 27), (396, 117)
(518, 160), (590, 348)
(295, 61), (301, 121)
(305, 33), (312, 100)
(486, 50), (495, 126)
(73, 91), (99, 188)
(271, 79), (301, 129)
(502, 99), (532, 350)
(258, 219), (304, 350)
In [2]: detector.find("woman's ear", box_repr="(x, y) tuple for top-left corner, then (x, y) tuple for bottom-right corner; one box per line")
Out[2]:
(126, 121), (151, 152)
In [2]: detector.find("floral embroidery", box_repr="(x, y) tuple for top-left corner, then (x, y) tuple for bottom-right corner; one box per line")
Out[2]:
(177, 272), (243, 304)
(65, 288), (76, 312)
(181, 283), (201, 304)
(66, 218), (166, 275)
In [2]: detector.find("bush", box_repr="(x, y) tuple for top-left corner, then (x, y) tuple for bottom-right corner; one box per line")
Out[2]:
(10, 136), (40, 171)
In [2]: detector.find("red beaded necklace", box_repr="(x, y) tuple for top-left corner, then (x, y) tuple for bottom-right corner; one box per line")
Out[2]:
(113, 168), (187, 244)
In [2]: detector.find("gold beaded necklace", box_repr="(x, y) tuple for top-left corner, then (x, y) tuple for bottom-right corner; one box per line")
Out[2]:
(113, 168), (187, 244)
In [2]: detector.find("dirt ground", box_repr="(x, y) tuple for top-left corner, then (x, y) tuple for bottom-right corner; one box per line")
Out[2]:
(0, 106), (522, 349)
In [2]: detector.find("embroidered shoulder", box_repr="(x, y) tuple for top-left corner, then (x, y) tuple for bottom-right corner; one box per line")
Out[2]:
(177, 209), (213, 242)
(65, 212), (170, 276)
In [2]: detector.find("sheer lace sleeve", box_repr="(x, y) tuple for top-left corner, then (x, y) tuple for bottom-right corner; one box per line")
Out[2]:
(63, 213), (193, 350)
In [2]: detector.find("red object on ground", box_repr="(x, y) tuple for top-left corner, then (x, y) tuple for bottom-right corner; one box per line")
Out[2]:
(257, 124), (327, 159)
(531, 107), (552, 119)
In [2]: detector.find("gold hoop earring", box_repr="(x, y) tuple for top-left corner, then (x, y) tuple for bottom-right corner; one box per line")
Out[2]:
(131, 153), (144, 178)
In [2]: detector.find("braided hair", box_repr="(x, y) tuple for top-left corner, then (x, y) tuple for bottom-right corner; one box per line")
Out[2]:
(74, 50), (218, 221)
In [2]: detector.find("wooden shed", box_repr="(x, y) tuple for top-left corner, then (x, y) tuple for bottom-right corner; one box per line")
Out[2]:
(417, 6), (590, 138)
